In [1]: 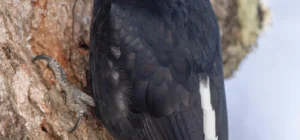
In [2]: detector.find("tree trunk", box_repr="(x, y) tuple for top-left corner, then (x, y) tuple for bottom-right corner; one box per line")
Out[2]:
(0, 0), (269, 139)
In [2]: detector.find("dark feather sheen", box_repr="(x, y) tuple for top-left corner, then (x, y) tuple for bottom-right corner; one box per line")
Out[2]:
(89, 0), (228, 139)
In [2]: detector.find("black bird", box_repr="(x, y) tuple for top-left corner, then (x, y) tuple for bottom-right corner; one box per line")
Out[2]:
(33, 0), (228, 139)
(88, 0), (228, 140)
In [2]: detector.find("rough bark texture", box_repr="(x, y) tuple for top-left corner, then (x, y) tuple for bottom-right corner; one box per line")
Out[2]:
(0, 0), (270, 139)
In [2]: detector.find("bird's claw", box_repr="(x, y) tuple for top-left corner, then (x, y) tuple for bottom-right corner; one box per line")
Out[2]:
(68, 111), (84, 133)
(33, 54), (95, 133)
(66, 88), (95, 132)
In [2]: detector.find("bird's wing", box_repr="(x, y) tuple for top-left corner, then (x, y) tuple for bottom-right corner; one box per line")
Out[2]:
(90, 1), (228, 139)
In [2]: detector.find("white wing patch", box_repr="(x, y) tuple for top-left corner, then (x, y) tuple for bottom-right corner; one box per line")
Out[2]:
(199, 76), (218, 140)
(112, 71), (119, 79)
(111, 46), (121, 59)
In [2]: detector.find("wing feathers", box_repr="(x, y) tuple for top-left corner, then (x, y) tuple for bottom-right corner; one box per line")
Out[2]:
(199, 76), (218, 140)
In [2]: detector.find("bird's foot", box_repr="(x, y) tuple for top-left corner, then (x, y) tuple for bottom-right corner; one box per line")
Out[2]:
(66, 86), (95, 132)
(32, 54), (95, 133)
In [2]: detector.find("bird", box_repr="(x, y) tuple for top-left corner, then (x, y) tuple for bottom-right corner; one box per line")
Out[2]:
(33, 0), (229, 139)
(88, 0), (228, 140)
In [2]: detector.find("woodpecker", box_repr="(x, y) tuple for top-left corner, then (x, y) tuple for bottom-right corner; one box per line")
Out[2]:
(33, 0), (228, 139)
(89, 0), (228, 140)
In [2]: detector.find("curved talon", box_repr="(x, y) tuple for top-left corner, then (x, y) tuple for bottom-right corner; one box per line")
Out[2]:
(33, 54), (95, 133)
(68, 113), (84, 133)
(32, 54), (68, 86)
(32, 55), (54, 63)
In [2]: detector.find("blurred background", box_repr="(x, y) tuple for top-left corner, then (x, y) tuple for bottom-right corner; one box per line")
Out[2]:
(225, 0), (300, 140)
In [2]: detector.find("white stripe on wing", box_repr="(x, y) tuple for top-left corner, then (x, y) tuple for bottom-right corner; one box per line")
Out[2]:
(199, 76), (218, 140)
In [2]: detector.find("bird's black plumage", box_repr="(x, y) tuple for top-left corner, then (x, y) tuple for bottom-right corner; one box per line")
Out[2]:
(89, 0), (228, 139)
